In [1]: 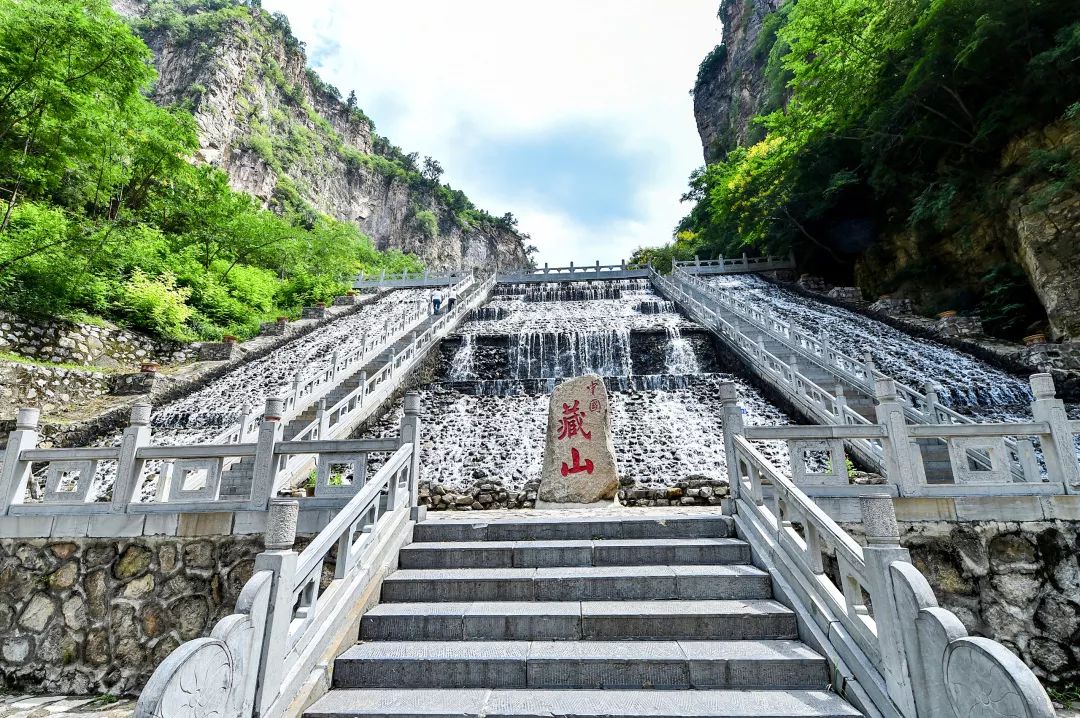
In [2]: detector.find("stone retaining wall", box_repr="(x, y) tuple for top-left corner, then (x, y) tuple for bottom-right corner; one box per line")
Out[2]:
(841, 519), (1080, 687)
(0, 536), (264, 695)
(0, 311), (194, 370)
(0, 362), (112, 419)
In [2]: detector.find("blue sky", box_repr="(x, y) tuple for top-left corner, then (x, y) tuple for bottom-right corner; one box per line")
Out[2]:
(262, 1), (721, 265)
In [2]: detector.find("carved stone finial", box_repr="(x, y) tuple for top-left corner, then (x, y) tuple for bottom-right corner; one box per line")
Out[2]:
(265, 499), (299, 550)
(403, 391), (421, 415)
(1029, 372), (1056, 400)
(16, 407), (40, 430)
(263, 397), (284, 422)
(129, 402), (152, 427)
(860, 494), (899, 545)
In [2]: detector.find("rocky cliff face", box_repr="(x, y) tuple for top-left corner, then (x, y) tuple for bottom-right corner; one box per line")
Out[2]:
(693, 0), (785, 163)
(114, 1), (529, 272)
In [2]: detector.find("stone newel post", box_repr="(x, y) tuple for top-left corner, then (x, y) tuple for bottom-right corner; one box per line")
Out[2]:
(112, 402), (152, 510)
(0, 407), (41, 513)
(1029, 373), (1080, 488)
(718, 382), (743, 506)
(253, 497), (299, 715)
(874, 378), (920, 496)
(859, 494), (917, 717)
(396, 392), (423, 518)
(249, 397), (284, 510)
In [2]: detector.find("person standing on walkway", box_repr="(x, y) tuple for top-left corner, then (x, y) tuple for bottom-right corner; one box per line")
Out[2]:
(431, 288), (443, 315)
(446, 287), (457, 313)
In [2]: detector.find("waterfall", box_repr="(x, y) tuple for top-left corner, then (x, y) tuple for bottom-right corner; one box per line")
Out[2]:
(509, 329), (633, 379)
(664, 326), (701, 375)
(448, 334), (476, 380)
(636, 300), (675, 314)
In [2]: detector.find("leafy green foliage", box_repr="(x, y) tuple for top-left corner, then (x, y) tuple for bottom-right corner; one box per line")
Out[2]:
(414, 210), (439, 239)
(646, 0), (1080, 338)
(0, 0), (422, 340)
(694, 44), (727, 92)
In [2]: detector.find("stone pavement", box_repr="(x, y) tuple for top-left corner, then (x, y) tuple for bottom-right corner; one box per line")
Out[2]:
(423, 504), (728, 521)
(0, 695), (134, 717)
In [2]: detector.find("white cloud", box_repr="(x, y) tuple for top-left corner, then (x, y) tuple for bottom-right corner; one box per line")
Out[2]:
(263, 0), (721, 265)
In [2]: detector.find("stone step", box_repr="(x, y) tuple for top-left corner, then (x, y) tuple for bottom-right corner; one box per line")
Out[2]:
(380, 566), (772, 603)
(304, 688), (862, 718)
(332, 640), (827, 690)
(412, 515), (734, 543)
(398, 538), (751, 569)
(360, 600), (798, 641)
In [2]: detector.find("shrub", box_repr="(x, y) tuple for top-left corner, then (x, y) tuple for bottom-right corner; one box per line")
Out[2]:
(116, 270), (194, 340)
(414, 209), (439, 238)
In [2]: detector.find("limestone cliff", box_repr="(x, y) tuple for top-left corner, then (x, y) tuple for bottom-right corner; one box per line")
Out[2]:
(693, 0), (785, 163)
(113, 0), (529, 272)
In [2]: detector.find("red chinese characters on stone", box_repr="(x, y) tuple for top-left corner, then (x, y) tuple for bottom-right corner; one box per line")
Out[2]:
(557, 400), (591, 441)
(561, 447), (594, 476)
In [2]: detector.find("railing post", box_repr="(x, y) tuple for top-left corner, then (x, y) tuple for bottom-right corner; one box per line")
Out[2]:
(112, 402), (152, 510)
(0, 408), (41, 513)
(922, 381), (940, 422)
(253, 498), (299, 716)
(316, 399), (329, 440)
(719, 382), (742, 509)
(874, 378), (921, 496)
(862, 350), (878, 387)
(834, 385), (849, 424)
(249, 398), (283, 509)
(859, 494), (918, 717)
(395, 392), (424, 519)
(1029, 373), (1080, 488)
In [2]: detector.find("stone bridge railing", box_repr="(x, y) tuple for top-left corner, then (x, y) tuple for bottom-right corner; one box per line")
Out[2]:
(498, 260), (650, 284)
(353, 268), (472, 291)
(0, 276), (494, 538)
(718, 383), (1056, 718)
(673, 252), (796, 275)
(134, 394), (423, 718)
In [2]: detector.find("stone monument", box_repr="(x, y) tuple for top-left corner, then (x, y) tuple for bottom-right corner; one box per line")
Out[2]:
(538, 374), (619, 506)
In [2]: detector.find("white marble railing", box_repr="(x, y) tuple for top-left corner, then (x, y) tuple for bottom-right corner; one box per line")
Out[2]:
(673, 252), (796, 275)
(0, 276), (492, 524)
(497, 260), (650, 284)
(719, 383), (1056, 718)
(134, 396), (422, 718)
(354, 267), (470, 290)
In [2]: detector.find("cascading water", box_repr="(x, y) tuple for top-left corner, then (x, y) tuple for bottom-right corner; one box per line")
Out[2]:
(709, 274), (1033, 414)
(664, 325), (701, 376)
(364, 277), (797, 493)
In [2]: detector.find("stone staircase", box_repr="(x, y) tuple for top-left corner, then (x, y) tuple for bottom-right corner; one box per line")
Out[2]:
(305, 513), (862, 718)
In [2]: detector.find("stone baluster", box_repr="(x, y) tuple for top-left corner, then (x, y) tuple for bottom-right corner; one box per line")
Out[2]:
(874, 378), (921, 496)
(239, 404), (256, 441)
(1029, 373), (1080, 488)
(922, 381), (940, 422)
(861, 350), (878, 387)
(291, 370), (304, 404)
(316, 399), (329, 440)
(394, 392), (423, 518)
(253, 498), (300, 716)
(249, 398), (284, 509)
(0, 408), (41, 513)
(330, 350), (340, 379)
(379, 268), (385, 283)
(858, 494), (918, 717)
(718, 382), (743, 507)
(112, 402), (153, 510)
(820, 330), (832, 364)
(789, 355), (801, 392)
(834, 385), (849, 424)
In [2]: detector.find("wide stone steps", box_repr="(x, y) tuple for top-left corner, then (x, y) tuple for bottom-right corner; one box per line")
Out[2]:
(398, 537), (751, 569)
(381, 565), (773, 602)
(305, 513), (860, 718)
(305, 688), (861, 718)
(360, 599), (799, 641)
(412, 515), (735, 542)
(333, 640), (827, 689)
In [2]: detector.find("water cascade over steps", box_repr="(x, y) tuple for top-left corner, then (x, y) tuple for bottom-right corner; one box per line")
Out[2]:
(363, 279), (794, 499)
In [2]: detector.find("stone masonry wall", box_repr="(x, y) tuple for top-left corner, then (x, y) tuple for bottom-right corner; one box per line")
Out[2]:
(0, 361), (112, 419)
(0, 311), (194, 370)
(842, 519), (1080, 686)
(0, 536), (263, 695)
